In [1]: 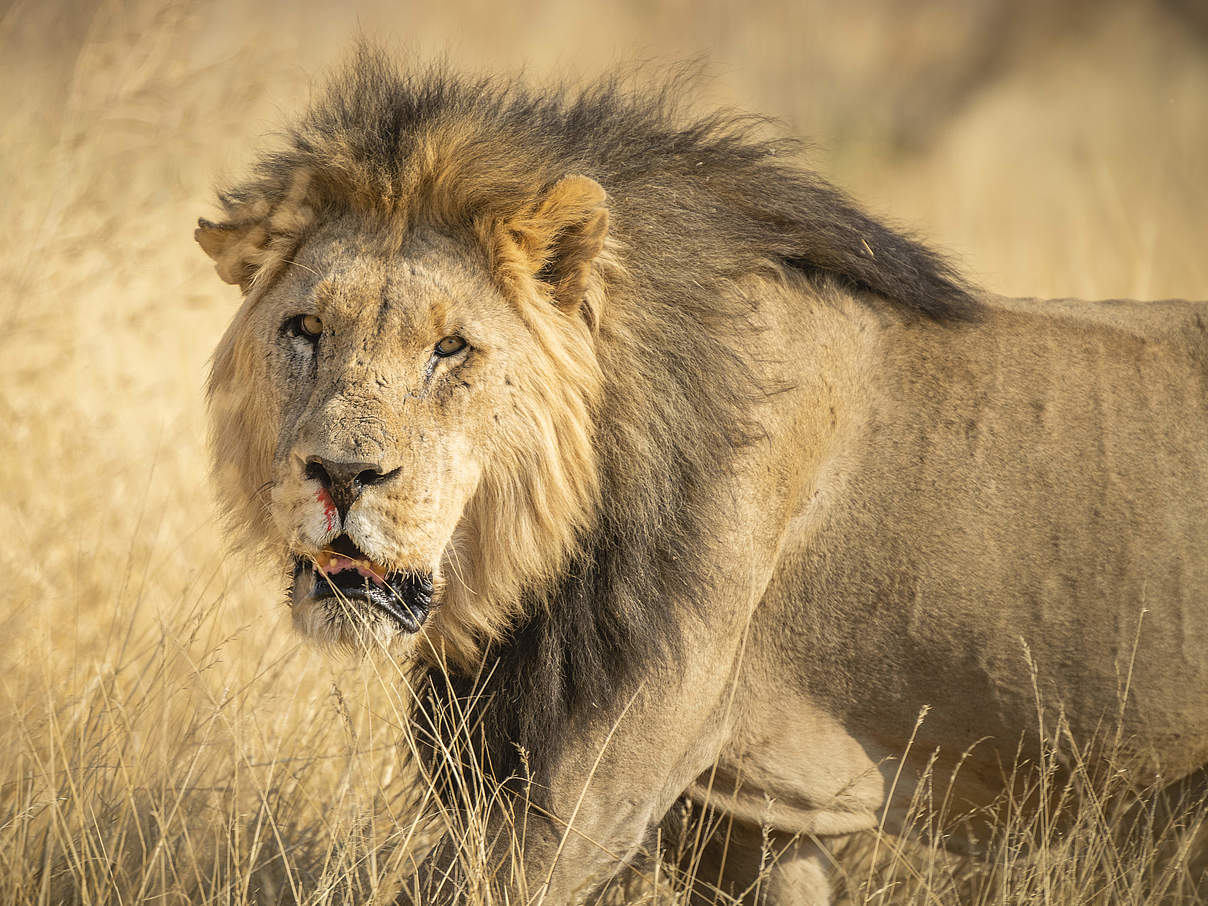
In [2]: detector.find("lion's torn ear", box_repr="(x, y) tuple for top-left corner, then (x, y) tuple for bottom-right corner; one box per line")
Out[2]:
(519, 175), (609, 312)
(195, 173), (316, 292)
(195, 218), (265, 290)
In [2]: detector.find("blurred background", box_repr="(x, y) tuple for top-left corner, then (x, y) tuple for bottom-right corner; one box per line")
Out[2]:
(1, 0), (1206, 902)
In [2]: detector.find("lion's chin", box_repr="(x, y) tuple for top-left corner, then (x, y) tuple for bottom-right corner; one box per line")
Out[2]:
(290, 593), (422, 655)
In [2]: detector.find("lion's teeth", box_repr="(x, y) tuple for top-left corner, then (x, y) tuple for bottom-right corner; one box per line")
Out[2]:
(307, 550), (389, 584)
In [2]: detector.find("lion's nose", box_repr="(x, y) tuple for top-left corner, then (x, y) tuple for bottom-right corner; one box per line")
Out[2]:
(304, 456), (395, 519)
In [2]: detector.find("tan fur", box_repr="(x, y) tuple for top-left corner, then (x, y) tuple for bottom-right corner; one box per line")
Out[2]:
(199, 59), (1208, 904)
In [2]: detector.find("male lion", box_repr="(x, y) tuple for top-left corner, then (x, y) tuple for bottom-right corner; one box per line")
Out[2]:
(197, 53), (1208, 904)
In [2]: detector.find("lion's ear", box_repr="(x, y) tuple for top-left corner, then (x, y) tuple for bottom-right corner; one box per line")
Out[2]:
(519, 175), (609, 312)
(195, 218), (267, 290)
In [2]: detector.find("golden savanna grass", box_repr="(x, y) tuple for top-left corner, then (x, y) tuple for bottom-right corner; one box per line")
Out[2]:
(2, 0), (1206, 902)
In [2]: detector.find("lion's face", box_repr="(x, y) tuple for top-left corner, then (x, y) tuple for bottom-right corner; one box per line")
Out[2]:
(203, 174), (610, 662)
(207, 217), (601, 658)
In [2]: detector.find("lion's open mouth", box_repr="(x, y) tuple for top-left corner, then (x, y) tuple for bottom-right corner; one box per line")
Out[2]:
(291, 534), (433, 633)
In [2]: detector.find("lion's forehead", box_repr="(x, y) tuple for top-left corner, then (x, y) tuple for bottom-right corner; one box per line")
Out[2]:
(290, 229), (496, 332)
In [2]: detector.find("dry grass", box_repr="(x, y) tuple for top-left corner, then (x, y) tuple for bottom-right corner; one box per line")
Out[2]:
(2, 0), (1206, 902)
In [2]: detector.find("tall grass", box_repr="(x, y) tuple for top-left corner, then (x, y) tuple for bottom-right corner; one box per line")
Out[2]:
(1, 0), (1205, 902)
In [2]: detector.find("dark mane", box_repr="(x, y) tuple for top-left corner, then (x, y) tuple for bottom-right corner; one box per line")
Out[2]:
(224, 50), (977, 322)
(219, 50), (979, 784)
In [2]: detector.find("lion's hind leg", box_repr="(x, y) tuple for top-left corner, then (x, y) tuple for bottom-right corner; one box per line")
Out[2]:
(1138, 766), (1208, 898)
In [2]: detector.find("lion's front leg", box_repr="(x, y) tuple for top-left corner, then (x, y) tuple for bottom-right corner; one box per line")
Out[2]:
(403, 637), (751, 904)
(398, 786), (661, 904)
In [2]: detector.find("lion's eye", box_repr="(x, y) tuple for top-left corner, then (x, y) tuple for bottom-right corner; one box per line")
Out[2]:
(287, 314), (323, 341)
(434, 335), (468, 357)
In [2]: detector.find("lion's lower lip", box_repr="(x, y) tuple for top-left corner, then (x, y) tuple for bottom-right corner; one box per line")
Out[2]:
(292, 555), (434, 633)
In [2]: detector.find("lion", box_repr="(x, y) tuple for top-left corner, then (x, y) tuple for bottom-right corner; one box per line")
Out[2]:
(196, 52), (1208, 904)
